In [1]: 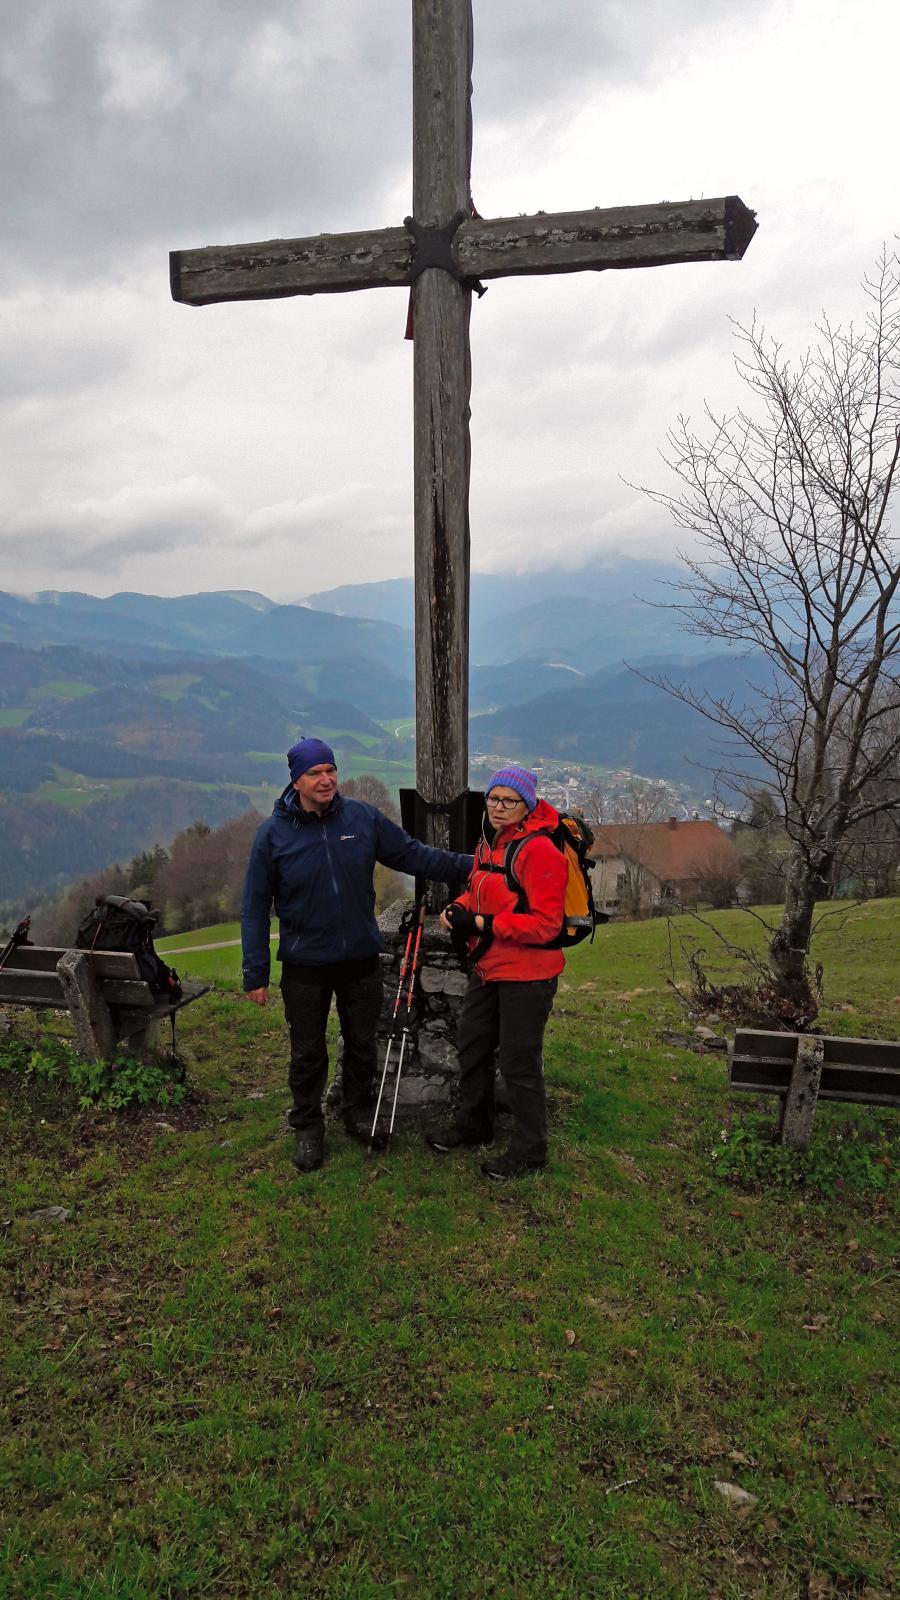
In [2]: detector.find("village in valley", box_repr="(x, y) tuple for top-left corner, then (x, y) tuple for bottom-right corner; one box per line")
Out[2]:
(470, 752), (730, 917)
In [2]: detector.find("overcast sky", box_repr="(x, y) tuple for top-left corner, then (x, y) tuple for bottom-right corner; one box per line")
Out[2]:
(2, 0), (897, 601)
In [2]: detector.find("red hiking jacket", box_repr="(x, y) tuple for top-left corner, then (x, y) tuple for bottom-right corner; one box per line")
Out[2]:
(453, 798), (568, 982)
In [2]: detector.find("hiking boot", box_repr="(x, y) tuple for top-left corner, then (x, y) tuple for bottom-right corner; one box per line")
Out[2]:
(292, 1133), (324, 1173)
(426, 1124), (494, 1154)
(481, 1150), (545, 1180)
(343, 1116), (375, 1143)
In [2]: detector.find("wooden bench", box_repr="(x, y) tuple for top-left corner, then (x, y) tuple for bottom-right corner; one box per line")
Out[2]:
(728, 1027), (900, 1147)
(0, 946), (208, 1062)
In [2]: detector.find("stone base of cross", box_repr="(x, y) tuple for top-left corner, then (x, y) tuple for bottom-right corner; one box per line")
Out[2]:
(170, 1), (756, 884)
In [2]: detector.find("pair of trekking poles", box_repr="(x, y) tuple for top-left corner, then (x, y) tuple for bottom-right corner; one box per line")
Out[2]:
(369, 901), (426, 1153)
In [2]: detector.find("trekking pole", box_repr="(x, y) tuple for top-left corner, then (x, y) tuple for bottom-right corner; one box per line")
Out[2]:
(370, 901), (426, 1152)
(384, 902), (427, 1143)
(369, 911), (417, 1149)
(0, 915), (32, 972)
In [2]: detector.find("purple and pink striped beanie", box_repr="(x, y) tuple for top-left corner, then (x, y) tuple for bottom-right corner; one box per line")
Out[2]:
(486, 765), (538, 812)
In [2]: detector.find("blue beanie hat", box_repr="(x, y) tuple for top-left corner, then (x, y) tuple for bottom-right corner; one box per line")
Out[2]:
(486, 765), (538, 812)
(287, 737), (336, 782)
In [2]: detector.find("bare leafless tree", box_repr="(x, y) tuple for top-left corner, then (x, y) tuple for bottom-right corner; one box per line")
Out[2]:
(340, 773), (400, 821)
(641, 249), (900, 1007)
(692, 841), (742, 909)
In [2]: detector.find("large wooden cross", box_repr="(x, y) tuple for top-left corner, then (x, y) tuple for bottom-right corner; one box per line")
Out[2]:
(170, 0), (755, 853)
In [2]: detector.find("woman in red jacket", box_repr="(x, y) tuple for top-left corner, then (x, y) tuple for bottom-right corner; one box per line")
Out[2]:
(427, 765), (568, 1179)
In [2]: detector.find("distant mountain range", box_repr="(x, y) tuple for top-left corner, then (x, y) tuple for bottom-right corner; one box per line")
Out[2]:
(0, 588), (413, 678)
(302, 554), (709, 670)
(471, 654), (770, 783)
(0, 563), (766, 909)
(3, 555), (706, 677)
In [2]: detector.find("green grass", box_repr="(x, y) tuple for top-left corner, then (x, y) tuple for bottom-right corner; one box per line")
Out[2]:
(1, 904), (897, 1597)
(32, 778), (138, 810)
(156, 921), (243, 951)
(30, 680), (97, 700)
(0, 708), (29, 727)
(377, 716), (416, 737)
(156, 924), (283, 986)
(321, 729), (386, 750)
(333, 753), (416, 788)
(26, 774), (271, 816)
(148, 674), (202, 701)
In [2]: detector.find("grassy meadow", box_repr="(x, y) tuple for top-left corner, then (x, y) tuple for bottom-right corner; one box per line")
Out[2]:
(1, 902), (898, 1598)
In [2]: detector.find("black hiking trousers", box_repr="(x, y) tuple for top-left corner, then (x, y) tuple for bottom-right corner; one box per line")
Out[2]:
(453, 973), (558, 1164)
(280, 955), (383, 1135)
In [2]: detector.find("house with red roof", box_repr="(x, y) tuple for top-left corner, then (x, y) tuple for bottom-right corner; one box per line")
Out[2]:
(590, 816), (740, 915)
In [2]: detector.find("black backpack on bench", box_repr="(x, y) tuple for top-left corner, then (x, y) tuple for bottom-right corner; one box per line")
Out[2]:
(75, 895), (182, 1002)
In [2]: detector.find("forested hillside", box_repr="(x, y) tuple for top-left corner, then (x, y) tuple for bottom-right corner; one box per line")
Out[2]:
(0, 575), (761, 915)
(0, 783), (254, 907)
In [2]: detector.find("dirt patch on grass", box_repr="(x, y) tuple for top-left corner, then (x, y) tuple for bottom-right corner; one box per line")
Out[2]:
(1, 1072), (214, 1168)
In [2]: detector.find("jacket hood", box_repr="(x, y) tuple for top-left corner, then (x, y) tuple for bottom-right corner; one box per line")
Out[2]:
(523, 797), (560, 832)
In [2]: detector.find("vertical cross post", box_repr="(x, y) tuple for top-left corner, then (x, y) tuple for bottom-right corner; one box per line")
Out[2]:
(411, 0), (473, 858)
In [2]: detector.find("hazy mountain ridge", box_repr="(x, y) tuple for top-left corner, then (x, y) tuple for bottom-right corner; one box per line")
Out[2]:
(0, 589), (412, 674)
(301, 554), (686, 627)
(0, 644), (385, 769)
(472, 654), (771, 783)
(1, 561), (705, 687)
(0, 571), (761, 909)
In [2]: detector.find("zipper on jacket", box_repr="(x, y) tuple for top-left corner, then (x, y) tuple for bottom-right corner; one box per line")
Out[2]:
(320, 816), (347, 954)
(320, 819), (340, 898)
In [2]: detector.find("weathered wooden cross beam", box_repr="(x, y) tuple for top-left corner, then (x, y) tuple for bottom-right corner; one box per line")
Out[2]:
(170, 0), (756, 857)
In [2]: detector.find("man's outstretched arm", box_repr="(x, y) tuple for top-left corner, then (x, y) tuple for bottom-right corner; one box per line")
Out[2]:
(374, 812), (472, 883)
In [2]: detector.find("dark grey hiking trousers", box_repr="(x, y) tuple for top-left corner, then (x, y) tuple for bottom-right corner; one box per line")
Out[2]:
(281, 955), (383, 1134)
(453, 973), (558, 1163)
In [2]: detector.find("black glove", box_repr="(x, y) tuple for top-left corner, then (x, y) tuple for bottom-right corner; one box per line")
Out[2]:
(446, 904), (490, 938)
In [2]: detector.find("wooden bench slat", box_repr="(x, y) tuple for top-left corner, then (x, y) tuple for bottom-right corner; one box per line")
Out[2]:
(823, 1037), (900, 1070)
(731, 1055), (900, 1078)
(731, 1081), (900, 1107)
(733, 1029), (796, 1059)
(0, 969), (156, 1010)
(731, 1057), (900, 1085)
(0, 970), (68, 1007)
(10, 948), (142, 979)
(733, 1029), (900, 1070)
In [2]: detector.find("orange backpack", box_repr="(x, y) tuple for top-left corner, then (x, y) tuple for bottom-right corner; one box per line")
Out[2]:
(496, 814), (598, 948)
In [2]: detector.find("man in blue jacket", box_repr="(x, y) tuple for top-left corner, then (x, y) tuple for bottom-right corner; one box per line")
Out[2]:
(242, 738), (471, 1172)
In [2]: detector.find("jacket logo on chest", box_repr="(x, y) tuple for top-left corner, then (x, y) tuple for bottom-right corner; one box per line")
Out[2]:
(340, 834), (355, 841)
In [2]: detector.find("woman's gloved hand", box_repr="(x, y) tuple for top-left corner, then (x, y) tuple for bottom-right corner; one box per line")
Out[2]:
(444, 904), (491, 938)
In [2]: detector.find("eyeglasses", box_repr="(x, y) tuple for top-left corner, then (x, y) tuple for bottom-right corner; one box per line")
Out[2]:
(486, 795), (524, 811)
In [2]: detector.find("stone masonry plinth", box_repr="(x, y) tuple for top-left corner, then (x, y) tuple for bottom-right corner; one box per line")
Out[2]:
(328, 899), (468, 1118)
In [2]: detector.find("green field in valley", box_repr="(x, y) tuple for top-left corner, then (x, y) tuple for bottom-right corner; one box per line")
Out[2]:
(1, 902), (897, 1597)
(29, 681), (98, 701)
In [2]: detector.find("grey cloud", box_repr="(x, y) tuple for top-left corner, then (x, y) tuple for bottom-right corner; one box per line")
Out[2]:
(4, 0), (773, 289)
(5, 479), (236, 574)
(475, 0), (769, 115)
(3, 1), (411, 285)
(0, 315), (132, 403)
(1, 524), (174, 576)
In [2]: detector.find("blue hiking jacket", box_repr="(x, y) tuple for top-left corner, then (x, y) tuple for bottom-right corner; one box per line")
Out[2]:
(241, 787), (472, 988)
